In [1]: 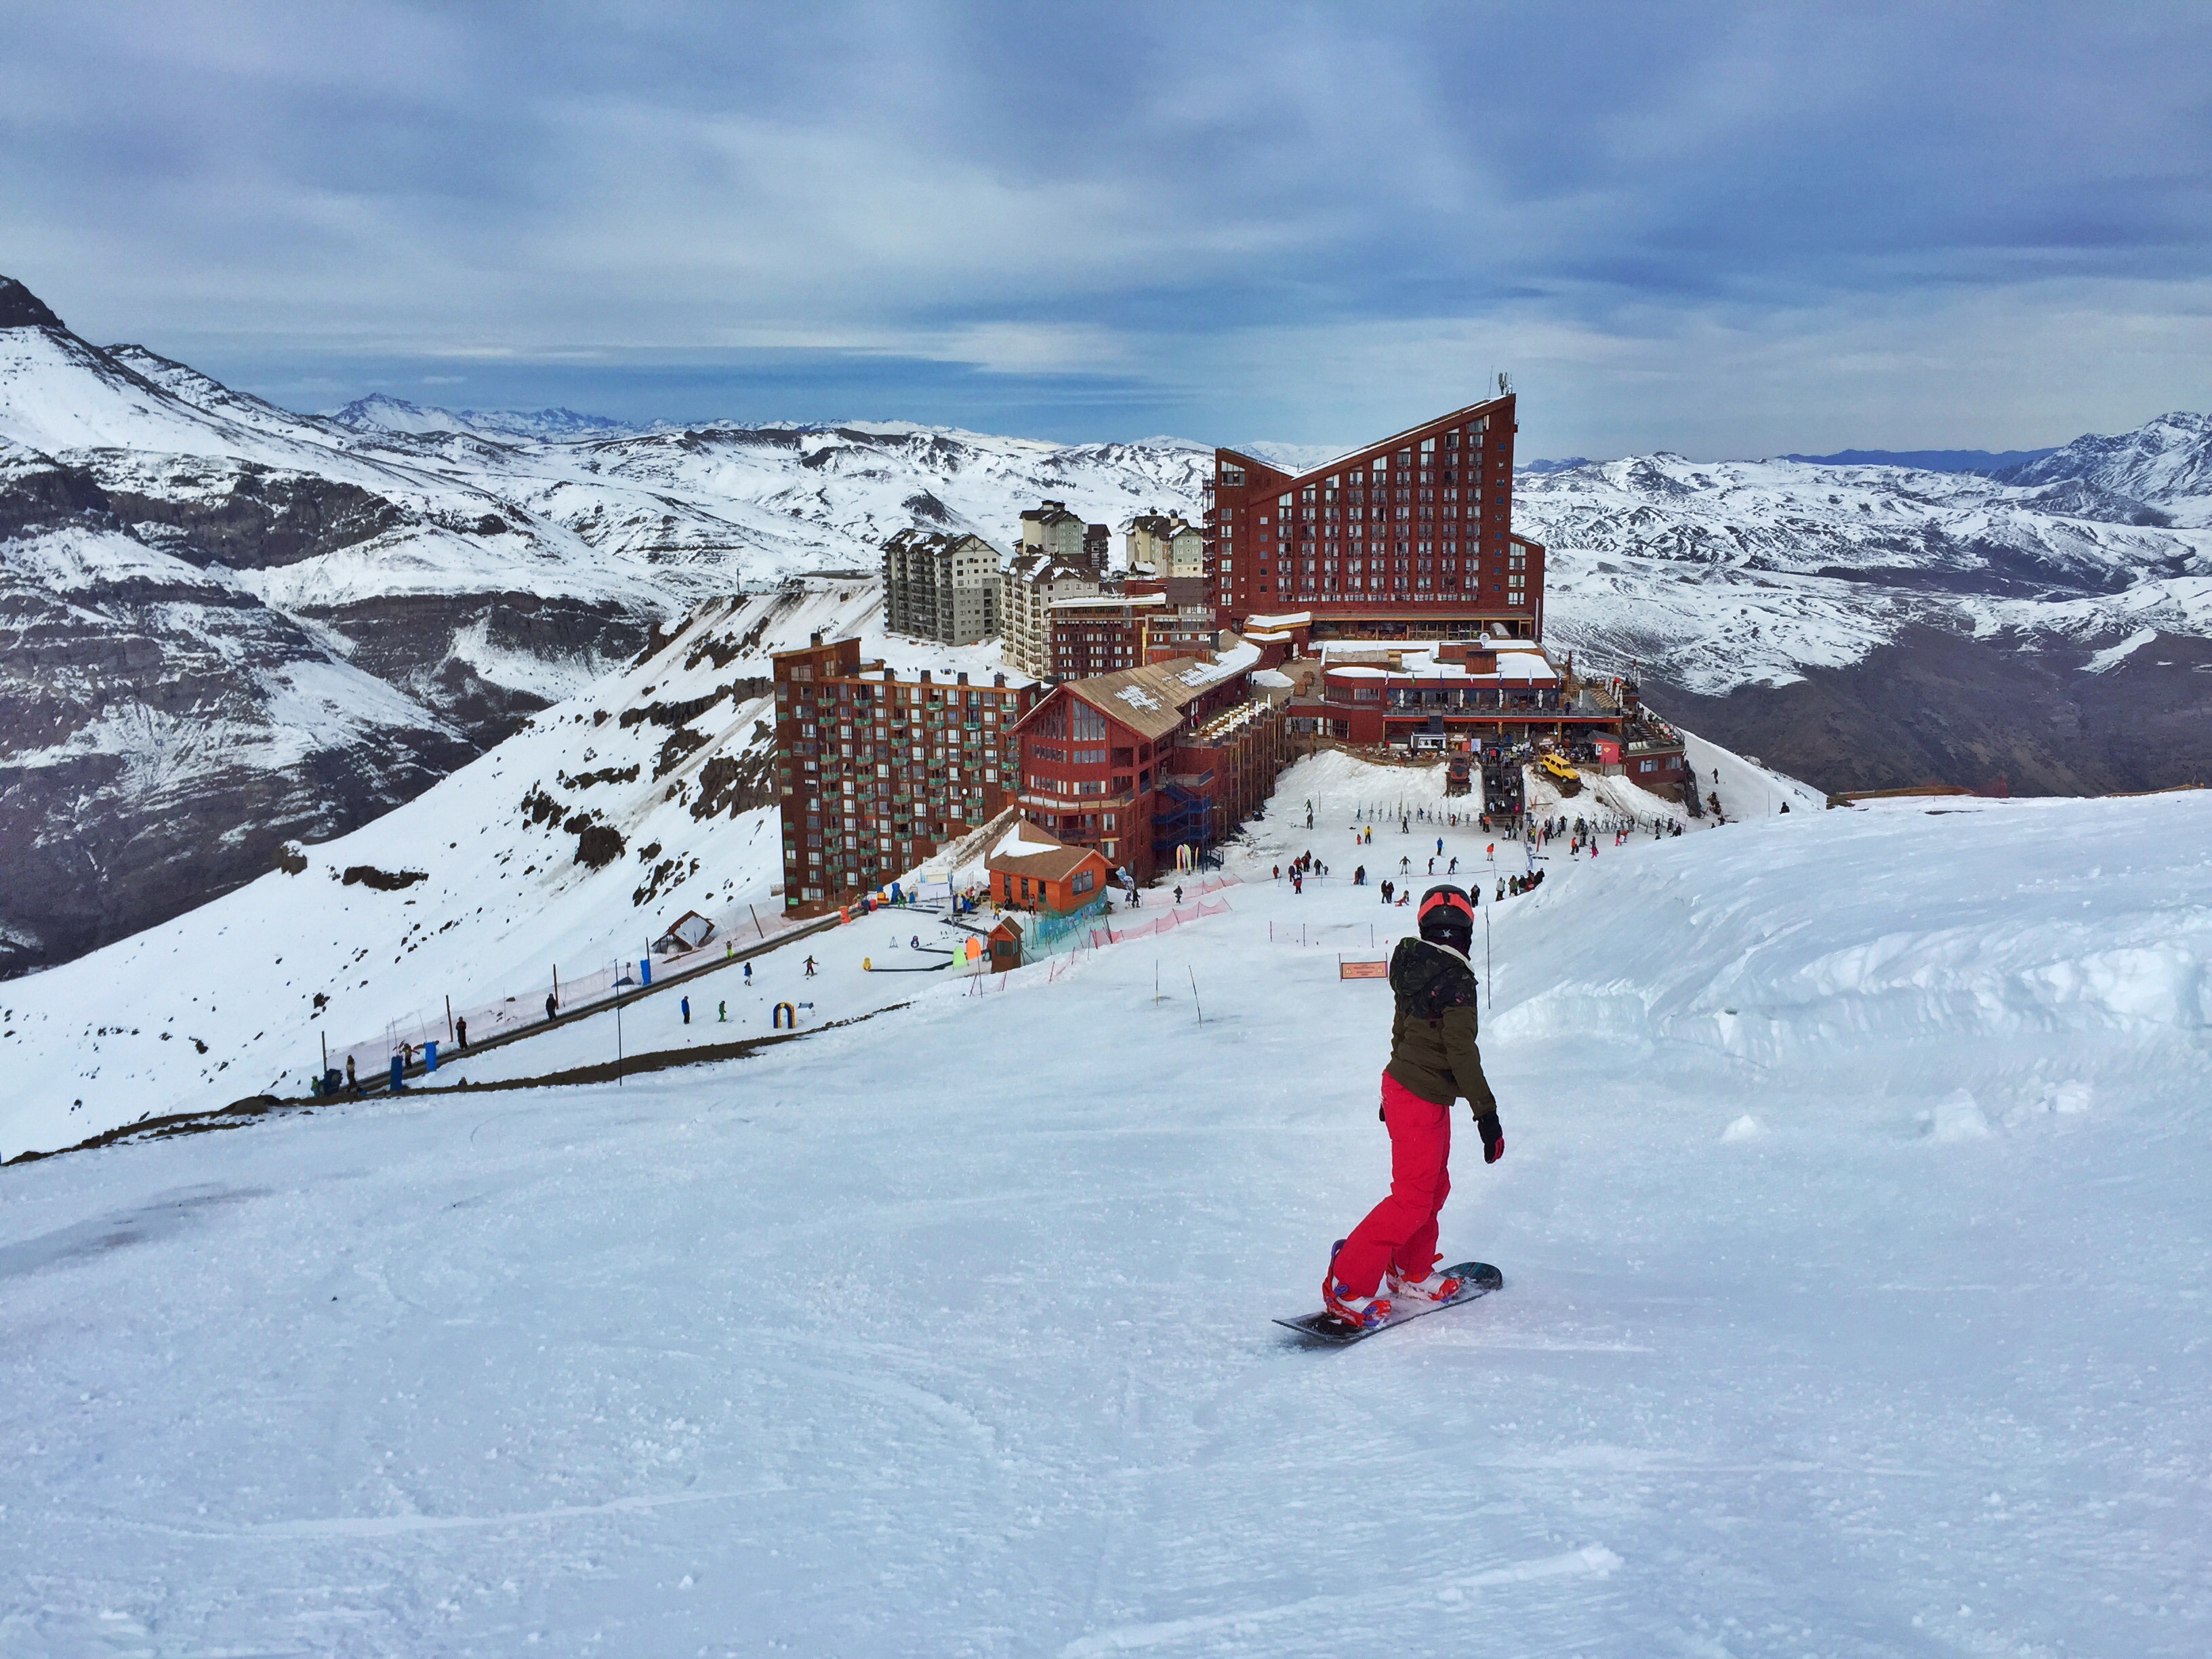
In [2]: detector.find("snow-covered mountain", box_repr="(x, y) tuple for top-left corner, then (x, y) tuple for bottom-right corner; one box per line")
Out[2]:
(1517, 447), (2212, 795)
(1993, 410), (2212, 526)
(326, 393), (642, 443)
(0, 277), (1210, 974)
(7, 266), (2212, 972)
(0, 574), (1000, 1153)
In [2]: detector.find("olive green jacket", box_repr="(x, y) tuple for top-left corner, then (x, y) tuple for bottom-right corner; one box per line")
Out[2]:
(1384, 936), (1498, 1118)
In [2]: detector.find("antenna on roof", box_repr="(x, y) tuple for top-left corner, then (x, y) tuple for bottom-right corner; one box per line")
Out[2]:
(1497, 371), (1512, 396)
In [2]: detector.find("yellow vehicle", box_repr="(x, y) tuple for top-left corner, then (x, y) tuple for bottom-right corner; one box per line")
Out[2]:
(1536, 752), (1583, 796)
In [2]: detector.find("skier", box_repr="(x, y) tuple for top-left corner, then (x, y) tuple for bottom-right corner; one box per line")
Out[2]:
(718, 1000), (726, 1023)
(1427, 857), (1435, 875)
(1436, 836), (1444, 857)
(1322, 885), (1504, 1331)
(1448, 856), (1458, 875)
(454, 1015), (468, 1050)
(680, 994), (691, 1025)
(743, 961), (752, 987)
(1380, 878), (1394, 905)
(804, 956), (817, 978)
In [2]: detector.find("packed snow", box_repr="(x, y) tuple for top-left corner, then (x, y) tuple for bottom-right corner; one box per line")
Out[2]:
(5, 750), (2209, 1654)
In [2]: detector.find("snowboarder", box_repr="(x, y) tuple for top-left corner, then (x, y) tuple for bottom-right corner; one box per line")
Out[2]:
(1322, 885), (1504, 1330)
(680, 995), (691, 1025)
(454, 1016), (468, 1050)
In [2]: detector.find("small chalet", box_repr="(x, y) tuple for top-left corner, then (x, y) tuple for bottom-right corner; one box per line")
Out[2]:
(653, 909), (716, 955)
(985, 819), (1111, 915)
(985, 916), (1024, 971)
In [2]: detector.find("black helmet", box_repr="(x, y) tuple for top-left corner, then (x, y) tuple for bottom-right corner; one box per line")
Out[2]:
(1417, 884), (1474, 953)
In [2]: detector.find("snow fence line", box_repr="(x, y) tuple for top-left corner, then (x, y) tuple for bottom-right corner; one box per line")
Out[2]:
(1089, 899), (1231, 948)
(321, 898), (817, 1075)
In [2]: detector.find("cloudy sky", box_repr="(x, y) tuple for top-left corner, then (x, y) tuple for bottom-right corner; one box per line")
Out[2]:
(5, 1), (2208, 456)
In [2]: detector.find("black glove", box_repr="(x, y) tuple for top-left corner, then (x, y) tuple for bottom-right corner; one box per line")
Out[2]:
(1477, 1111), (1504, 1164)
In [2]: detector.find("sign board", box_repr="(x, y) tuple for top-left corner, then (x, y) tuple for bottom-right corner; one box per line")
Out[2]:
(1338, 958), (1388, 980)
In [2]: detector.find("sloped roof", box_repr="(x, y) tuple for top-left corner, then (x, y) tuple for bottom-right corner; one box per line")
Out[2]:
(1060, 657), (1214, 741)
(986, 821), (1108, 882)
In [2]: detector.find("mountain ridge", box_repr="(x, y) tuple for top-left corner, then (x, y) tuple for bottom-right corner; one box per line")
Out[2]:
(5, 272), (2212, 972)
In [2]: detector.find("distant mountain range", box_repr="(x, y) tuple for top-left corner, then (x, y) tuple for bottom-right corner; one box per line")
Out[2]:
(4, 270), (2211, 975)
(324, 392), (642, 443)
(1779, 446), (2059, 473)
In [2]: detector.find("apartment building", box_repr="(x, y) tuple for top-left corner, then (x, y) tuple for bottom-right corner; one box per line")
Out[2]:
(1206, 391), (1547, 643)
(1018, 499), (1108, 573)
(772, 633), (1038, 914)
(1001, 552), (1101, 678)
(882, 529), (1002, 645)
(1047, 592), (1167, 680)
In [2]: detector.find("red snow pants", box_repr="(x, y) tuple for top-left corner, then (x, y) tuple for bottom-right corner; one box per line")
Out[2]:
(1332, 1071), (1452, 1297)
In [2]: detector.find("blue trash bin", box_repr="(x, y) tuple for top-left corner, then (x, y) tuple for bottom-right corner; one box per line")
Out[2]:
(389, 1054), (404, 1092)
(639, 957), (652, 988)
(425, 1040), (438, 1073)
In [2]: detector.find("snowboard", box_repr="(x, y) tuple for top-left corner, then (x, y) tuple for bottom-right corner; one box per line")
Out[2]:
(1274, 1261), (1503, 1345)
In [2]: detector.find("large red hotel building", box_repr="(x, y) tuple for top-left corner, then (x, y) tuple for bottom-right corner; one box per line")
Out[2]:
(1206, 390), (1542, 640)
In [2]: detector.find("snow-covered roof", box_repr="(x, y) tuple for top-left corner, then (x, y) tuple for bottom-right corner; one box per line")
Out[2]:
(1176, 638), (1261, 686)
(1243, 609), (1311, 630)
(1048, 592), (1166, 612)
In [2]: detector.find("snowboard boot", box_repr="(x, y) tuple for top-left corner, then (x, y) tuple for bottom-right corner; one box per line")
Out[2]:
(1387, 1255), (1465, 1304)
(1322, 1239), (1393, 1330)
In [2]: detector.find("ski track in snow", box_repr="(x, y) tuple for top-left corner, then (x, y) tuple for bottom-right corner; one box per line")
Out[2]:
(4, 752), (2211, 1655)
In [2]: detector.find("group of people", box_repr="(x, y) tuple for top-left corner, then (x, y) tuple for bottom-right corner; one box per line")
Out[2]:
(1273, 851), (1330, 895)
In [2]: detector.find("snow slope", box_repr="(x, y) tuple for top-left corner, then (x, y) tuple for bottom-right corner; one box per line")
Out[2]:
(3, 757), (2209, 1654)
(0, 575), (1027, 1158)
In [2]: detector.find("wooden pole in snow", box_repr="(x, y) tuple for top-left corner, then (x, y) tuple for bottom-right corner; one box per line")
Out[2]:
(445, 994), (453, 1043)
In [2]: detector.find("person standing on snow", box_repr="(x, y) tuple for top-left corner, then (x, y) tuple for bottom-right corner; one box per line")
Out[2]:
(1322, 885), (1504, 1329)
(455, 1016), (468, 1050)
(680, 994), (691, 1025)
